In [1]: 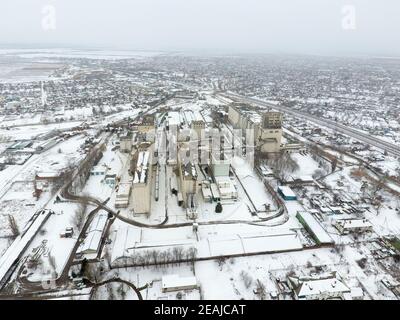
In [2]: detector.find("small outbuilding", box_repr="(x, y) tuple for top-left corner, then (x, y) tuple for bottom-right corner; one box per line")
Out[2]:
(278, 186), (297, 201)
(161, 274), (198, 293)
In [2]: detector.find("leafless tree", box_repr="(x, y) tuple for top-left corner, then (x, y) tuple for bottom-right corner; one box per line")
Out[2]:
(106, 283), (115, 300)
(187, 247), (197, 264)
(84, 262), (102, 283)
(71, 201), (88, 231)
(143, 251), (152, 267)
(151, 250), (159, 267)
(371, 176), (386, 197)
(255, 280), (266, 300)
(312, 169), (326, 180)
(117, 283), (127, 300)
(8, 215), (19, 238)
(173, 247), (184, 265)
(240, 270), (253, 289)
(269, 152), (299, 182)
(217, 257), (226, 269)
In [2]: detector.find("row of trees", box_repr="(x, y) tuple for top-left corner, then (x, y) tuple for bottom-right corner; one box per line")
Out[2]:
(114, 247), (198, 269)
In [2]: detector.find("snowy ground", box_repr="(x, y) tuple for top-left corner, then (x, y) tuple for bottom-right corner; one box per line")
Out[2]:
(194, 244), (397, 300)
(0, 135), (86, 258)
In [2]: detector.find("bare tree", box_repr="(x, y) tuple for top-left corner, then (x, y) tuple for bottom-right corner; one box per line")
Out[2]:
(255, 280), (266, 300)
(71, 200), (88, 231)
(371, 176), (386, 197)
(106, 283), (115, 300)
(117, 283), (127, 300)
(187, 247), (197, 264)
(151, 250), (159, 268)
(173, 247), (184, 265)
(83, 262), (102, 283)
(143, 251), (152, 267)
(240, 270), (253, 289)
(269, 152), (299, 182)
(8, 215), (19, 238)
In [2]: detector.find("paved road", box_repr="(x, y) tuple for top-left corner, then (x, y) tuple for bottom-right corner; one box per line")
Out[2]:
(220, 92), (400, 158)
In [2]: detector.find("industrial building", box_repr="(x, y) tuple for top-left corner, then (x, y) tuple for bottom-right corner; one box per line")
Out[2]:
(259, 112), (283, 153)
(33, 138), (59, 154)
(186, 193), (198, 220)
(104, 173), (117, 187)
(166, 111), (181, 132)
(296, 211), (334, 245)
(115, 182), (131, 208)
(227, 105), (242, 127)
(257, 164), (275, 178)
(228, 106), (283, 153)
(131, 148), (153, 214)
(215, 176), (238, 200)
(119, 131), (133, 153)
(262, 111), (283, 129)
(210, 183), (221, 202)
(161, 274), (198, 293)
(228, 105), (261, 140)
(191, 120), (206, 140)
(278, 186), (297, 201)
(201, 182), (213, 203)
(177, 152), (198, 208)
(6, 140), (33, 151)
(211, 151), (231, 178)
(77, 212), (109, 257)
(90, 166), (107, 176)
(134, 115), (155, 133)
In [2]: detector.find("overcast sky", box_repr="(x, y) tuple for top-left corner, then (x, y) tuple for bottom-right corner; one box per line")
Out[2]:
(0, 0), (399, 56)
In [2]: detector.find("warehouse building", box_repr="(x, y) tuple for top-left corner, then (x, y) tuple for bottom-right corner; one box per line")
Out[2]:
(161, 274), (198, 293)
(134, 115), (155, 133)
(296, 211), (334, 245)
(215, 176), (238, 200)
(115, 182), (131, 208)
(227, 105), (242, 128)
(259, 112), (283, 153)
(77, 212), (109, 257)
(90, 166), (108, 176)
(201, 182), (213, 203)
(166, 111), (181, 132)
(120, 131), (133, 153)
(191, 120), (206, 140)
(211, 151), (231, 178)
(186, 193), (198, 220)
(131, 148), (153, 214)
(7, 140), (33, 151)
(177, 152), (198, 208)
(277, 186), (297, 201)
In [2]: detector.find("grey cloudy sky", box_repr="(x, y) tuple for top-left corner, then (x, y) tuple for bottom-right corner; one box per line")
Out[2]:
(0, 0), (399, 56)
